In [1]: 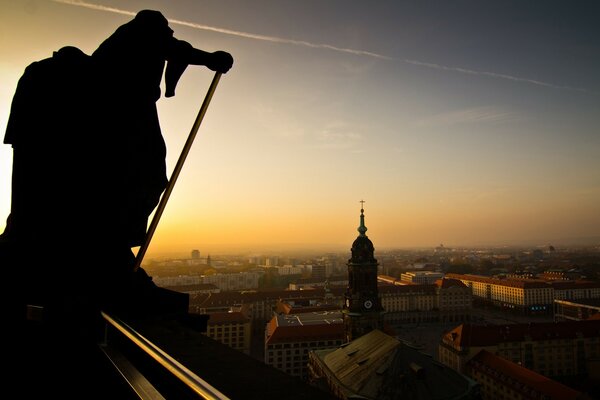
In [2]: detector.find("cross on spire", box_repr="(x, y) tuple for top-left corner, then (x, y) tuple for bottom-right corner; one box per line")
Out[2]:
(358, 200), (367, 236)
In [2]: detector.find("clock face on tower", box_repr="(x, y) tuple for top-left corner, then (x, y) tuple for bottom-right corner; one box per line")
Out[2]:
(364, 300), (373, 309)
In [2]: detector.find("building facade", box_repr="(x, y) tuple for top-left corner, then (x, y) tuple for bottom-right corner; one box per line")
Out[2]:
(204, 311), (252, 355)
(466, 350), (582, 400)
(446, 273), (600, 315)
(439, 320), (600, 379)
(200, 271), (260, 291)
(264, 312), (345, 379)
(401, 270), (444, 284)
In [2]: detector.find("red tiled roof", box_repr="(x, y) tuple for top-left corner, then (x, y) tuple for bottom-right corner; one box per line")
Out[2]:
(190, 287), (346, 307)
(467, 350), (581, 400)
(276, 302), (340, 315)
(434, 278), (467, 289)
(550, 280), (600, 290)
(444, 320), (600, 347)
(378, 284), (437, 294)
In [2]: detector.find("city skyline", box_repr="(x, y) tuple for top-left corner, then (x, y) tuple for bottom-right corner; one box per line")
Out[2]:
(1, 1), (599, 257)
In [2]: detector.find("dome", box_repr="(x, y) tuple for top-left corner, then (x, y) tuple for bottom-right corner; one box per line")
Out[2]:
(350, 235), (377, 264)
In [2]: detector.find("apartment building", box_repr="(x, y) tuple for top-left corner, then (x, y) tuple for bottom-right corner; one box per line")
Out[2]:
(264, 311), (345, 379)
(439, 320), (600, 379)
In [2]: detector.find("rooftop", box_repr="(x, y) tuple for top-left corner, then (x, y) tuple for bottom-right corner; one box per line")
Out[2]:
(312, 329), (478, 399)
(443, 320), (600, 347)
(467, 350), (582, 400)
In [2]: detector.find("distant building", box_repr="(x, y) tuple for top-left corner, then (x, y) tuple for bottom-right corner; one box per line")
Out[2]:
(434, 243), (452, 253)
(308, 329), (479, 400)
(204, 311), (252, 355)
(265, 256), (279, 267)
(288, 275), (348, 290)
(447, 273), (600, 314)
(191, 249), (200, 259)
(406, 262), (439, 270)
(435, 278), (473, 323)
(466, 350), (583, 400)
(190, 287), (346, 322)
(401, 270), (444, 284)
(276, 265), (303, 276)
(264, 311), (345, 379)
(163, 283), (221, 295)
(201, 272), (260, 291)
(439, 320), (600, 379)
(311, 265), (326, 281)
(153, 275), (202, 287)
(379, 278), (472, 328)
(551, 280), (600, 301)
(275, 298), (339, 315)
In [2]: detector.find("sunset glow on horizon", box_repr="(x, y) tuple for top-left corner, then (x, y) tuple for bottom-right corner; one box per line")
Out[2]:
(1, 1), (599, 257)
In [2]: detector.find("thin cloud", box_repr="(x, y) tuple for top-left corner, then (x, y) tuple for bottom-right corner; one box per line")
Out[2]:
(316, 122), (363, 150)
(53, 0), (593, 94)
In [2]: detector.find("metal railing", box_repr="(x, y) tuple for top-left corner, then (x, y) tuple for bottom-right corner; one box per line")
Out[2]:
(100, 311), (230, 400)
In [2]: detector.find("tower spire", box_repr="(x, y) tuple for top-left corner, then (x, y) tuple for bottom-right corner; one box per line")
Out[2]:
(358, 200), (367, 237)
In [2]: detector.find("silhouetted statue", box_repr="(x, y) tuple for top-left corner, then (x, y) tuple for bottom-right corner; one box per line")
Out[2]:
(2, 10), (233, 322)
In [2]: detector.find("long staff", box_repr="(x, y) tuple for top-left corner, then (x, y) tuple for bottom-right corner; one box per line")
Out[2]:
(134, 71), (222, 271)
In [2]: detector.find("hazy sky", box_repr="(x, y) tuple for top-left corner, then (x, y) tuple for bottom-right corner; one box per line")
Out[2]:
(1, 0), (599, 256)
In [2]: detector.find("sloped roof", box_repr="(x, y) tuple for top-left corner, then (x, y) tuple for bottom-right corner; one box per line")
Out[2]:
(434, 278), (467, 289)
(316, 329), (477, 399)
(323, 329), (399, 395)
(467, 350), (581, 400)
(443, 320), (600, 347)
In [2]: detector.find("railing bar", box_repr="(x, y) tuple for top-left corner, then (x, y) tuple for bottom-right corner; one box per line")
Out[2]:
(99, 344), (167, 400)
(102, 311), (230, 400)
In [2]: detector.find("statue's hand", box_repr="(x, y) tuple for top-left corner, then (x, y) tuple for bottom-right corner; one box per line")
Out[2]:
(207, 51), (233, 73)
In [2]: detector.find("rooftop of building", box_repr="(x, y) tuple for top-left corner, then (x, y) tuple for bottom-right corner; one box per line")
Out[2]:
(265, 311), (345, 345)
(443, 319), (600, 347)
(311, 329), (478, 400)
(275, 311), (344, 328)
(163, 283), (220, 292)
(276, 300), (340, 315)
(378, 283), (438, 295)
(402, 270), (444, 276)
(434, 278), (468, 289)
(467, 350), (582, 400)
(189, 287), (347, 308)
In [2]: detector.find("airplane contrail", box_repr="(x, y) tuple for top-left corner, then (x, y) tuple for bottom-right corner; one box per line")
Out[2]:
(403, 59), (590, 93)
(52, 0), (592, 94)
(51, 0), (390, 59)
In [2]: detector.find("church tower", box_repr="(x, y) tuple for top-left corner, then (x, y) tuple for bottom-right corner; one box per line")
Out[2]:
(343, 201), (383, 343)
